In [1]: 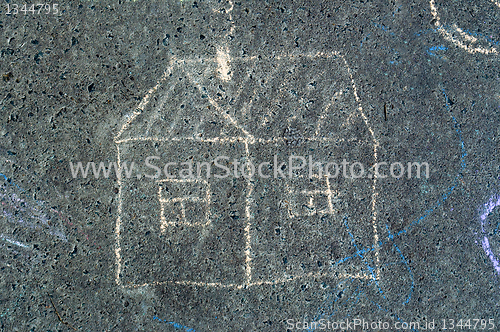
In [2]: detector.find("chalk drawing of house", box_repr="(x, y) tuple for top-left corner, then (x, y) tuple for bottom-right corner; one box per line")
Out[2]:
(114, 51), (380, 289)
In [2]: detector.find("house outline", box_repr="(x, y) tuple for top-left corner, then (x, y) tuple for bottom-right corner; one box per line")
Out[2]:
(114, 51), (381, 289)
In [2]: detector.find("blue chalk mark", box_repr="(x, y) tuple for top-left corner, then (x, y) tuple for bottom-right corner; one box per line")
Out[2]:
(306, 280), (354, 331)
(493, 220), (500, 235)
(311, 85), (467, 330)
(344, 217), (385, 298)
(389, 51), (401, 65)
(443, 88), (467, 172)
(456, 27), (500, 46)
(414, 27), (437, 37)
(153, 316), (196, 332)
(307, 282), (362, 331)
(312, 279), (348, 317)
(149, 85), (467, 331)
(368, 297), (420, 332)
(310, 284), (418, 332)
(414, 24), (499, 47)
(0, 172), (24, 191)
(391, 238), (415, 305)
(427, 45), (447, 58)
(0, 173), (9, 182)
(372, 22), (395, 36)
(359, 33), (371, 50)
(388, 87), (467, 240)
(431, 25), (499, 53)
(392, 5), (402, 17)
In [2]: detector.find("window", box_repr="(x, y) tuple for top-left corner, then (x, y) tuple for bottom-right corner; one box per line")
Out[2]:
(157, 178), (211, 231)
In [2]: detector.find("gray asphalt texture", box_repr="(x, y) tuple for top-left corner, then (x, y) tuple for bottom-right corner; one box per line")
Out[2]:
(1, 0), (500, 331)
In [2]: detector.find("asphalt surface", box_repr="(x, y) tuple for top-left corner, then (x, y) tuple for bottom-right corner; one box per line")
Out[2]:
(1, 0), (500, 331)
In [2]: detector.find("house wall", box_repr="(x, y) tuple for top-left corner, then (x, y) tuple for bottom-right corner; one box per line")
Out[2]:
(117, 139), (249, 286)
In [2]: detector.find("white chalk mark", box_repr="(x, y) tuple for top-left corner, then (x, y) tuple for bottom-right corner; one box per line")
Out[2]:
(115, 135), (349, 145)
(216, 47), (232, 81)
(430, 0), (498, 55)
(228, 0), (235, 34)
(0, 185), (68, 242)
(183, 70), (255, 142)
(0, 260), (13, 268)
(115, 144), (123, 286)
(341, 55), (381, 276)
(286, 176), (341, 218)
(158, 178), (211, 231)
(315, 91), (342, 137)
(144, 82), (178, 139)
(1, 234), (30, 249)
(326, 176), (337, 215)
(243, 140), (254, 284)
(159, 197), (204, 204)
(123, 270), (373, 289)
(114, 51), (381, 288)
(115, 60), (175, 142)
